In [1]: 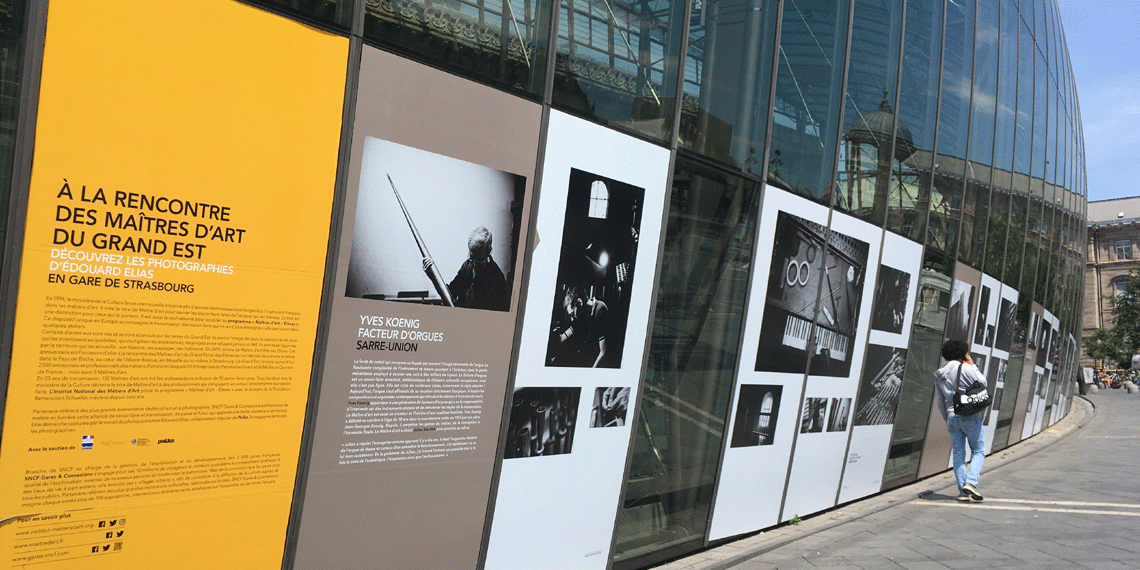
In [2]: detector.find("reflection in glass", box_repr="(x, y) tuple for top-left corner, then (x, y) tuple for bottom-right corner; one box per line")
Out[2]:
(1032, 49), (1047, 179)
(993, 0), (1018, 172)
(935, 0), (973, 161)
(882, 248), (951, 490)
(251, 0), (352, 28)
(984, 187), (1010, 278)
(968, 0), (998, 167)
(958, 169), (991, 268)
(887, 0), (942, 242)
(364, 0), (552, 97)
(927, 168), (961, 255)
(1014, 22), (1034, 175)
(834, 0), (903, 225)
(767, 0), (851, 204)
(613, 159), (757, 569)
(680, 0), (778, 172)
(551, 0), (685, 141)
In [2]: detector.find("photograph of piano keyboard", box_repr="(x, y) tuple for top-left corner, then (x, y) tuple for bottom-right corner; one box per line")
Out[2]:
(754, 211), (869, 377)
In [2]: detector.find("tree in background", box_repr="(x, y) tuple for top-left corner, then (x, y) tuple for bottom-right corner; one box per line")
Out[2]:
(1086, 270), (1140, 368)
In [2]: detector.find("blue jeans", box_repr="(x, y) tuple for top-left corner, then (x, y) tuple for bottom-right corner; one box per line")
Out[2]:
(947, 413), (985, 490)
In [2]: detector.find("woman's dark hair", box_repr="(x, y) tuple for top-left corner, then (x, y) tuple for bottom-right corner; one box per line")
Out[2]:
(941, 339), (969, 361)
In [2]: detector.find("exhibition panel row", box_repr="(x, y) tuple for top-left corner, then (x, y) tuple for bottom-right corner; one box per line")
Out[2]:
(0, 1), (1084, 569)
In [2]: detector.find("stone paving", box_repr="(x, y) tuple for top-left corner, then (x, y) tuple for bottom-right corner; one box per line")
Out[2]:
(656, 390), (1140, 569)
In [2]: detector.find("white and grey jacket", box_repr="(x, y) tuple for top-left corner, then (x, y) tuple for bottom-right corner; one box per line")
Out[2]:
(933, 360), (988, 421)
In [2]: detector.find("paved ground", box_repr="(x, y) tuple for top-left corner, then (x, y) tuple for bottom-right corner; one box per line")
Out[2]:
(658, 389), (1140, 569)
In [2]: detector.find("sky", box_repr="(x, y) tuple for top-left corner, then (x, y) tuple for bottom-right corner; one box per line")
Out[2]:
(1057, 0), (1140, 202)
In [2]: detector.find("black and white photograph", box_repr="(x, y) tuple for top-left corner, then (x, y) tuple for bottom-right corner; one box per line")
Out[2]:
(800, 398), (829, 434)
(504, 387), (581, 459)
(985, 386), (1004, 424)
(729, 384), (783, 447)
(971, 352), (987, 374)
(871, 265), (911, 334)
(995, 297), (1017, 352)
(345, 137), (525, 311)
(1036, 324), (1054, 367)
(545, 168), (644, 368)
(590, 387), (631, 427)
(1027, 311), (1041, 350)
(973, 285), (993, 347)
(755, 211), (869, 377)
(854, 345), (906, 426)
(983, 358), (1006, 423)
(827, 398), (851, 432)
(946, 279), (974, 343)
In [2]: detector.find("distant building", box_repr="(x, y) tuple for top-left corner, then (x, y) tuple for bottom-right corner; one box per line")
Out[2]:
(1084, 197), (1140, 366)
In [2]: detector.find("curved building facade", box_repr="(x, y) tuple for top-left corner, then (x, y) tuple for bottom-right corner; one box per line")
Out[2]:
(0, 0), (1085, 569)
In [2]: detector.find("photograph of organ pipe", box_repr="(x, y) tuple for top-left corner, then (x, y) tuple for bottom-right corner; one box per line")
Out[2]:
(853, 345), (906, 426)
(503, 387), (581, 458)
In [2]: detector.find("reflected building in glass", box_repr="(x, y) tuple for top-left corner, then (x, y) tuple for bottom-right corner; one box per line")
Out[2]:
(0, 0), (1086, 569)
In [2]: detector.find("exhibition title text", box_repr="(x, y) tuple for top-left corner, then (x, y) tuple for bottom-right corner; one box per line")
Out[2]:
(52, 179), (246, 261)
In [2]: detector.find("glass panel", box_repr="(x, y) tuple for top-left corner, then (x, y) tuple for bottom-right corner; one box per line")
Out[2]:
(250, 0), (352, 28)
(887, 0), (943, 242)
(1014, 21), (1033, 175)
(968, 0), (998, 167)
(680, 0), (778, 173)
(926, 0), (974, 256)
(1047, 78), (1058, 185)
(363, 0), (552, 97)
(0, 0), (26, 286)
(984, 187), (1009, 277)
(1032, 48), (1047, 180)
(935, 0), (973, 161)
(1037, 205), (1055, 310)
(766, 0), (851, 204)
(883, 248), (952, 490)
(958, 166), (990, 268)
(927, 165), (962, 256)
(551, 0), (686, 141)
(1005, 181), (1028, 284)
(835, 0), (904, 224)
(613, 157), (758, 568)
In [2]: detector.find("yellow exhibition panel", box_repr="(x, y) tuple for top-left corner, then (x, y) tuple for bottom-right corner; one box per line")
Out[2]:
(0, 1), (347, 568)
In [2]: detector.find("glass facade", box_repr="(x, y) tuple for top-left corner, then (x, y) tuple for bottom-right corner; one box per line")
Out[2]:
(1, 1), (1087, 569)
(0, 0), (27, 289)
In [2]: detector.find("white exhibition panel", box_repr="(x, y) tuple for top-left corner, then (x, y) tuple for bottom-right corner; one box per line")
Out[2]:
(973, 273), (1002, 453)
(1021, 304), (1047, 440)
(1034, 311), (1059, 434)
(978, 280), (1017, 453)
(484, 111), (670, 570)
(839, 230), (922, 503)
(781, 209), (882, 520)
(708, 186), (829, 540)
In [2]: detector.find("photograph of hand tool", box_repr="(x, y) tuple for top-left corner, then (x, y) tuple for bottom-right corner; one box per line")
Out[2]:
(853, 345), (906, 426)
(870, 265), (910, 334)
(994, 297), (1017, 352)
(546, 168), (644, 368)
(800, 398), (828, 434)
(946, 279), (974, 344)
(729, 384), (783, 447)
(344, 137), (525, 311)
(827, 398), (851, 432)
(1036, 322), (1055, 368)
(754, 211), (869, 377)
(590, 387), (631, 427)
(973, 284), (994, 347)
(983, 358), (1006, 423)
(503, 387), (581, 459)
